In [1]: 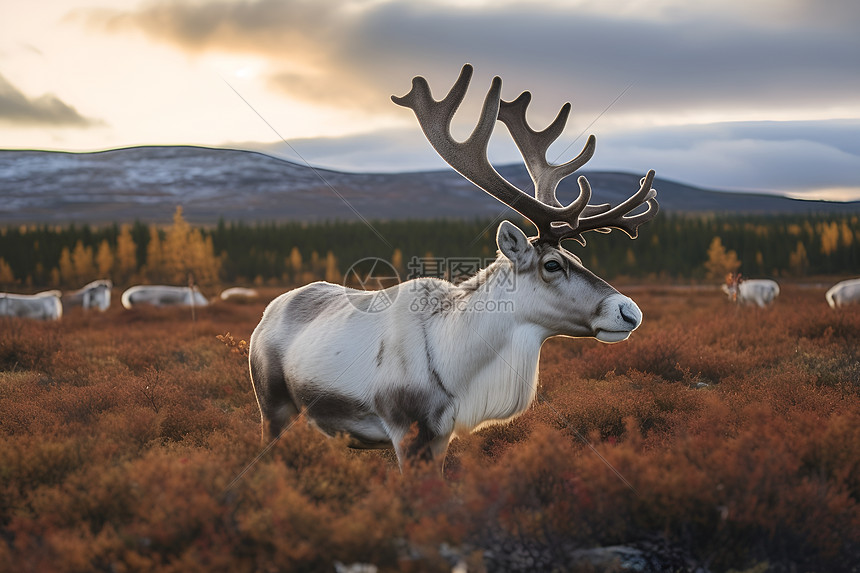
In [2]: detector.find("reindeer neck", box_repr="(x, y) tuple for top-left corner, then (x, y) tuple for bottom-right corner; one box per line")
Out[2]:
(417, 259), (547, 430)
(443, 265), (547, 431)
(436, 256), (548, 340)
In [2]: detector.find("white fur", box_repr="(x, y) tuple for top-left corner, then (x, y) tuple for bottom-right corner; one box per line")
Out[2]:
(63, 279), (112, 312)
(220, 287), (259, 301)
(249, 222), (645, 467)
(722, 279), (780, 308)
(0, 290), (63, 320)
(826, 278), (860, 308)
(121, 285), (209, 309)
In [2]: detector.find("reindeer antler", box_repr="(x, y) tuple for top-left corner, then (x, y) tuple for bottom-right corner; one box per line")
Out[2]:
(392, 64), (659, 245)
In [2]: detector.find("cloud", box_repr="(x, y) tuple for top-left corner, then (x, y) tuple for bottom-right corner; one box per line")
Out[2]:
(246, 119), (860, 201)
(0, 73), (99, 127)
(74, 0), (860, 200)
(80, 0), (343, 67)
(591, 119), (860, 193)
(81, 0), (860, 123)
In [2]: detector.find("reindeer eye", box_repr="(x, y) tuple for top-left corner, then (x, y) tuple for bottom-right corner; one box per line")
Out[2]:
(543, 260), (562, 272)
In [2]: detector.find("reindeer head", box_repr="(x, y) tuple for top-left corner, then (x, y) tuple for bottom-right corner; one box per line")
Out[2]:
(722, 272), (743, 302)
(393, 64), (658, 342)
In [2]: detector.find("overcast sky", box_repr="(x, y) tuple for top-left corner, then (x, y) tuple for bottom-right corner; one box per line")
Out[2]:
(1, 0), (859, 200)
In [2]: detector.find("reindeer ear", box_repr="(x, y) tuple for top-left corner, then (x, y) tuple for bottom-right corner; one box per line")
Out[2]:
(497, 221), (535, 269)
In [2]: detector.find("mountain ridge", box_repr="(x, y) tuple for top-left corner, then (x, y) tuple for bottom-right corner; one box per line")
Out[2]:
(1, 145), (856, 225)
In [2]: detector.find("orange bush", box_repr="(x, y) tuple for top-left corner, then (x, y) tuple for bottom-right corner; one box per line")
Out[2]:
(0, 286), (858, 571)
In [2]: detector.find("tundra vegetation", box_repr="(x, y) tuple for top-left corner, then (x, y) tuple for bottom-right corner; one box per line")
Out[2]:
(0, 283), (857, 571)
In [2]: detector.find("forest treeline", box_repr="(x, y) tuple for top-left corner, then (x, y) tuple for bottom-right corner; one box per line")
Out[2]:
(0, 208), (858, 290)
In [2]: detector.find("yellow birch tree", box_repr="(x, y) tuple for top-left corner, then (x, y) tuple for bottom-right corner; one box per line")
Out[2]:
(71, 241), (96, 284)
(289, 247), (303, 283)
(0, 258), (15, 286)
(59, 247), (74, 286)
(162, 206), (191, 283)
(158, 207), (221, 285)
(145, 226), (164, 282)
(789, 242), (809, 276)
(704, 237), (741, 280)
(115, 224), (138, 284)
(96, 239), (114, 279)
(392, 248), (404, 275)
(819, 221), (839, 256)
(325, 251), (341, 283)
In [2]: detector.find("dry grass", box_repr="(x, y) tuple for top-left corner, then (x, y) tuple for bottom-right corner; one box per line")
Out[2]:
(0, 285), (858, 572)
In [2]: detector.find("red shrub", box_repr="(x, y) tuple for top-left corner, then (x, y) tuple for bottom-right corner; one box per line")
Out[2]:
(1, 285), (859, 571)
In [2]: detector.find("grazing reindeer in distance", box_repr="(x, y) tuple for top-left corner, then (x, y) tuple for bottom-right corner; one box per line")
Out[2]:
(825, 278), (860, 308)
(63, 279), (113, 312)
(220, 287), (259, 302)
(249, 64), (659, 469)
(722, 273), (780, 308)
(0, 290), (63, 320)
(121, 285), (209, 309)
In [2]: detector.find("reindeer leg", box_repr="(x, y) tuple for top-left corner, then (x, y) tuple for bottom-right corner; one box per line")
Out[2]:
(377, 385), (455, 471)
(393, 431), (450, 473)
(260, 384), (299, 444)
(390, 419), (453, 473)
(249, 352), (299, 445)
(429, 435), (452, 474)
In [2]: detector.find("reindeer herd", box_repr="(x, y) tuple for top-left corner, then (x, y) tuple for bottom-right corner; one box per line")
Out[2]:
(0, 281), (259, 320)
(2, 274), (853, 322)
(0, 279), (113, 321)
(3, 273), (852, 322)
(720, 273), (860, 309)
(1, 65), (857, 468)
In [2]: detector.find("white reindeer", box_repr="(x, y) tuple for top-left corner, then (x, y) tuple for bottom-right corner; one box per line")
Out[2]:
(62, 279), (112, 312)
(826, 278), (860, 308)
(249, 65), (659, 468)
(121, 285), (209, 309)
(220, 287), (259, 302)
(0, 290), (63, 320)
(722, 277), (780, 308)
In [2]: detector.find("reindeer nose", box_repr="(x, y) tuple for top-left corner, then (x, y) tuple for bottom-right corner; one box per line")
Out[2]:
(594, 294), (643, 343)
(618, 299), (642, 327)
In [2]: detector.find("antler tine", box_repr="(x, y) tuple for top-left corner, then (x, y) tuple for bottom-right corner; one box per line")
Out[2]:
(392, 64), (658, 246)
(391, 64), (493, 159)
(392, 64), (570, 236)
(498, 92), (596, 207)
(568, 170), (660, 242)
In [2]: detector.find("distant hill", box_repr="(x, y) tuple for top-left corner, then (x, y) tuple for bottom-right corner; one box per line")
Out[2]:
(1, 145), (856, 225)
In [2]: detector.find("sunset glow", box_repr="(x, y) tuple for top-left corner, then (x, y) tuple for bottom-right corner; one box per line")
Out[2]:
(1, 0), (858, 200)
